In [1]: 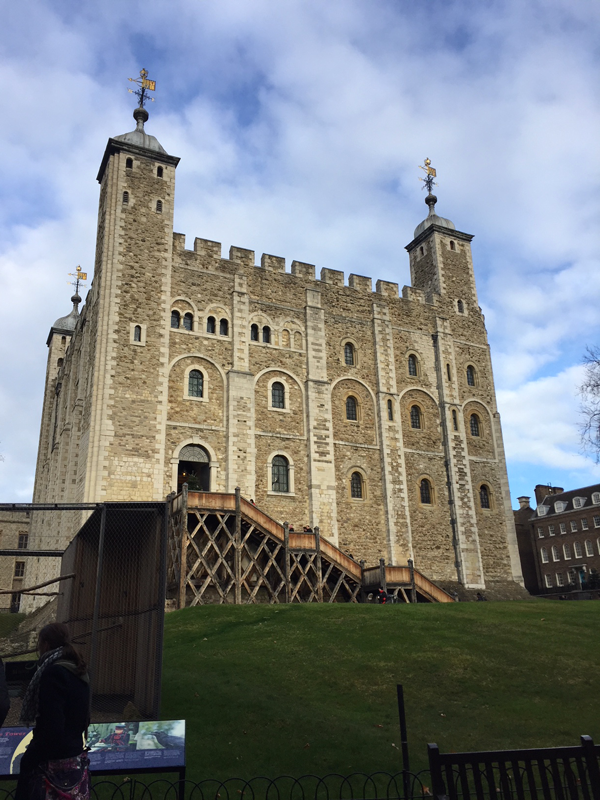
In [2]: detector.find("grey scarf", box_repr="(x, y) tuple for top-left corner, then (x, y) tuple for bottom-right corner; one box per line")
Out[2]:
(20, 646), (64, 726)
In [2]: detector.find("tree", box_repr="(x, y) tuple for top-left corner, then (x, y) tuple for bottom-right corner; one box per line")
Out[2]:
(580, 346), (600, 462)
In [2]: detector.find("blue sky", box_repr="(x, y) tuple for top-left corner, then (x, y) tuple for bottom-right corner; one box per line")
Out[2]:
(1, 0), (599, 503)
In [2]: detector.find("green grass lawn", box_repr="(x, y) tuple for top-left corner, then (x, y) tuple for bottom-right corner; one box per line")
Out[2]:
(161, 602), (599, 782)
(0, 613), (25, 640)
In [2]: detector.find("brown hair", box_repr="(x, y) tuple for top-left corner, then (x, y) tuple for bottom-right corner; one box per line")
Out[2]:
(38, 623), (87, 675)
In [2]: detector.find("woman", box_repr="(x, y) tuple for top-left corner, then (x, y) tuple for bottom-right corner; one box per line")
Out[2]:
(16, 623), (90, 800)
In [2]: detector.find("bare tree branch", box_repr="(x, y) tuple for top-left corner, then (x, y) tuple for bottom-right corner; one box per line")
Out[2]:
(579, 346), (600, 462)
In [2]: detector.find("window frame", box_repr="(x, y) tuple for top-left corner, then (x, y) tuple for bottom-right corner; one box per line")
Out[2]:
(130, 322), (147, 346)
(480, 484), (491, 510)
(206, 316), (216, 334)
(268, 377), (290, 413)
(343, 341), (356, 367)
(466, 364), (476, 387)
(267, 452), (295, 496)
(419, 477), (434, 506)
(183, 366), (208, 403)
(407, 353), (419, 377)
(346, 394), (359, 422)
(540, 547), (549, 564)
(250, 323), (259, 341)
(469, 413), (480, 437)
(349, 470), (366, 500)
(551, 545), (560, 562)
(410, 404), (422, 430)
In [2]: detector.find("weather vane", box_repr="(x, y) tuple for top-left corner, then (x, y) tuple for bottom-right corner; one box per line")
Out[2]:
(418, 158), (438, 193)
(68, 265), (87, 295)
(128, 68), (156, 108)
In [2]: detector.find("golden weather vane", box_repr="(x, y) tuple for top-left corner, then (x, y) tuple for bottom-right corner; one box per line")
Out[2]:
(68, 265), (87, 295)
(128, 68), (156, 108)
(418, 157), (438, 193)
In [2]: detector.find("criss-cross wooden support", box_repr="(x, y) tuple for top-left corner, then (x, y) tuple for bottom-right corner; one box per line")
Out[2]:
(165, 487), (426, 606)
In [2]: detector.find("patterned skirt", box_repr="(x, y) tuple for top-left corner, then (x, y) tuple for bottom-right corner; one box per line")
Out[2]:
(41, 754), (90, 800)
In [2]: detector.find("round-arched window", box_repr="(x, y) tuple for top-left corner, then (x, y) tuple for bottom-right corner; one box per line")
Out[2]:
(470, 414), (480, 437)
(410, 405), (421, 429)
(250, 324), (259, 341)
(262, 325), (271, 344)
(271, 382), (285, 409)
(188, 370), (203, 398)
(344, 343), (355, 366)
(350, 472), (363, 499)
(183, 313), (193, 331)
(408, 354), (418, 377)
(420, 479), (432, 505)
(206, 316), (216, 334)
(171, 310), (180, 329)
(220, 318), (229, 336)
(346, 396), (358, 421)
(466, 365), (476, 386)
(480, 484), (490, 509)
(272, 456), (289, 493)
(133, 325), (142, 342)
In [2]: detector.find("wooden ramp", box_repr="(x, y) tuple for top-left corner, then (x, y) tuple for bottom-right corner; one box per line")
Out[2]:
(167, 488), (453, 606)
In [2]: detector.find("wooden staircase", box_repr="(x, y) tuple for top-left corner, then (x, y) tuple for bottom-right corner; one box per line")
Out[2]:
(167, 488), (454, 606)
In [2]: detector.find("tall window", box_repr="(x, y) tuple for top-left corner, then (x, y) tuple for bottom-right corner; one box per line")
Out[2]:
(156, 200), (163, 213)
(250, 324), (259, 341)
(408, 354), (418, 377)
(457, 299), (464, 313)
(262, 326), (271, 343)
(470, 414), (480, 437)
(350, 472), (363, 499)
(122, 191), (129, 205)
(206, 316), (216, 334)
(570, 521), (578, 532)
(346, 396), (358, 421)
(452, 409), (458, 431)
(271, 382), (285, 409)
(563, 544), (571, 560)
(183, 313), (193, 331)
(272, 456), (289, 493)
(157, 166), (163, 178)
(220, 318), (229, 336)
(420, 479), (432, 505)
(133, 325), (142, 342)
(480, 485), (490, 509)
(556, 573), (565, 587)
(541, 547), (549, 564)
(410, 405), (421, 429)
(446, 363), (451, 380)
(574, 542), (583, 559)
(466, 365), (475, 386)
(126, 157), (133, 169)
(450, 241), (456, 251)
(552, 546), (560, 562)
(171, 310), (180, 329)
(585, 540), (594, 557)
(544, 574), (553, 588)
(14, 562), (25, 578)
(387, 399), (393, 421)
(18, 533), (28, 549)
(344, 343), (355, 366)
(188, 369), (203, 398)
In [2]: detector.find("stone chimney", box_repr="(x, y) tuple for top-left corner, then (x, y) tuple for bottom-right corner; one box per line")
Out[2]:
(517, 496), (531, 509)
(534, 484), (565, 505)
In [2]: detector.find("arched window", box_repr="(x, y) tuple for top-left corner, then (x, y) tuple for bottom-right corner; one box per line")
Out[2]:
(171, 310), (180, 329)
(350, 472), (363, 499)
(541, 547), (549, 564)
(206, 316), (216, 334)
(250, 324), (259, 341)
(262, 326), (271, 344)
(183, 313), (193, 331)
(133, 325), (142, 342)
(272, 456), (289, 493)
(126, 158), (133, 169)
(585, 540), (594, 557)
(563, 544), (571, 560)
(419, 246), (424, 256)
(450, 240), (455, 251)
(387, 399), (393, 421)
(281, 330), (290, 348)
(458, 300), (464, 313)
(446, 363), (451, 380)
(123, 191), (129, 205)
(410, 405), (421, 429)
(219, 318), (229, 336)
(552, 545), (560, 562)
(346, 396), (358, 421)
(466, 365), (475, 386)
(470, 414), (480, 437)
(188, 369), (203, 398)
(452, 409), (458, 431)
(574, 542), (583, 559)
(157, 166), (163, 178)
(344, 343), (355, 366)
(420, 479), (432, 505)
(57, 358), (63, 368)
(156, 200), (163, 213)
(480, 484), (490, 509)
(271, 382), (285, 409)
(408, 354), (418, 377)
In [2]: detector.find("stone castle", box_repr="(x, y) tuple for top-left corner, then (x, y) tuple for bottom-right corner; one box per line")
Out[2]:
(26, 102), (524, 599)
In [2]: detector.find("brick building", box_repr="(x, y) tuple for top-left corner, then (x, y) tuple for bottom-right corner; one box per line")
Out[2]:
(514, 484), (600, 594)
(21, 102), (525, 606)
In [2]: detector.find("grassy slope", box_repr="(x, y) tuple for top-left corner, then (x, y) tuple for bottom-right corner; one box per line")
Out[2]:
(161, 602), (600, 782)
(0, 613), (25, 640)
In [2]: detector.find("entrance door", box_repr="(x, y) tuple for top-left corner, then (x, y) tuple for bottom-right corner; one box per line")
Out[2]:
(178, 444), (210, 491)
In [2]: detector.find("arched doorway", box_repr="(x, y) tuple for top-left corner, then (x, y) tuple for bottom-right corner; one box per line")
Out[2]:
(178, 444), (210, 491)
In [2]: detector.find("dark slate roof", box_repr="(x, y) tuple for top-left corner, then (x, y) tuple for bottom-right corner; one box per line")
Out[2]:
(533, 483), (600, 520)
